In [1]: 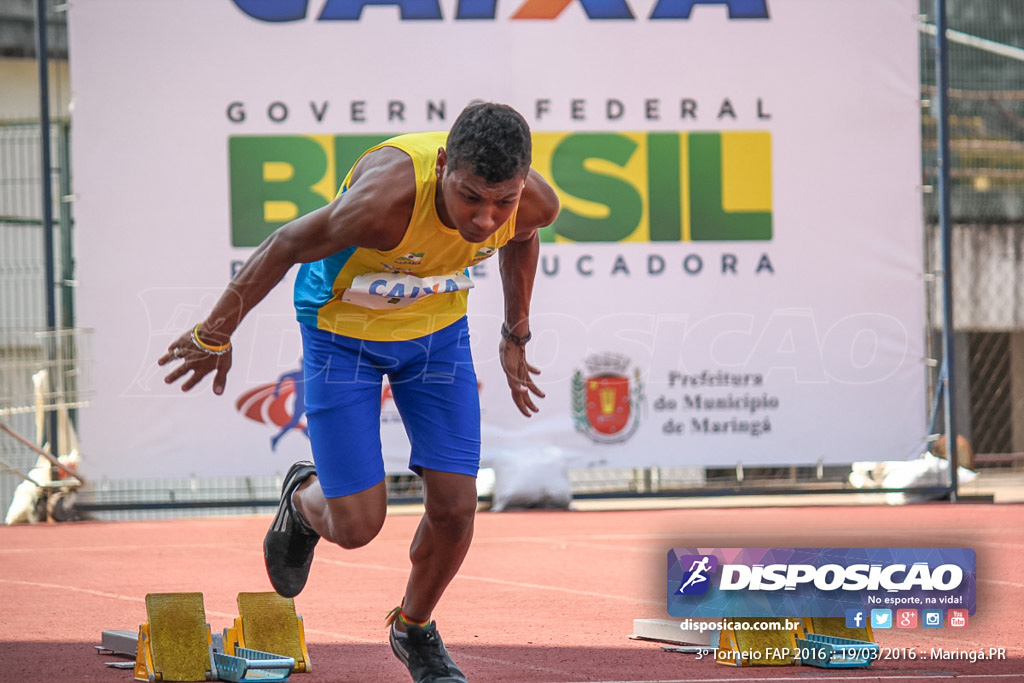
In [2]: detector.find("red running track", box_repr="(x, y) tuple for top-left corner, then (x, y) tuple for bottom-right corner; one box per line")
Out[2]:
(1, 503), (1022, 682)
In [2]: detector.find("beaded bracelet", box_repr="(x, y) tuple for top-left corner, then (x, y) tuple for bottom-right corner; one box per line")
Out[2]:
(500, 322), (532, 346)
(190, 324), (232, 355)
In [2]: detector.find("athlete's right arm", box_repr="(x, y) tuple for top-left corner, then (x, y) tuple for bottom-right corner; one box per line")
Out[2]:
(158, 146), (415, 394)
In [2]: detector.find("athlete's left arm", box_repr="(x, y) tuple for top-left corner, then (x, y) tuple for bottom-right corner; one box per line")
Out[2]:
(498, 169), (560, 417)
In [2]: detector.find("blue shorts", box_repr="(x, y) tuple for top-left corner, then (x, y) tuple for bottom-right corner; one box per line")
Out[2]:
(299, 317), (481, 498)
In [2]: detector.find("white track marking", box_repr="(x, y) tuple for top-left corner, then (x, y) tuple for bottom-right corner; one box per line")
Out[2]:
(315, 557), (662, 605)
(559, 675), (1024, 683)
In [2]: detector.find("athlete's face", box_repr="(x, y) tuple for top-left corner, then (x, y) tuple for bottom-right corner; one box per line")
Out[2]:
(435, 148), (527, 244)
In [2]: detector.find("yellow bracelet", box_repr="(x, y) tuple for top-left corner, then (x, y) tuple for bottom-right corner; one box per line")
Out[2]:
(191, 324), (231, 355)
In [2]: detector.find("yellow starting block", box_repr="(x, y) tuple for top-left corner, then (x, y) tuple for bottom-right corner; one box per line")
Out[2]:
(715, 617), (801, 667)
(801, 616), (874, 643)
(134, 593), (216, 682)
(133, 592), (298, 682)
(223, 592), (312, 674)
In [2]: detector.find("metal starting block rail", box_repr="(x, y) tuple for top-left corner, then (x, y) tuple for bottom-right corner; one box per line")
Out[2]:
(795, 633), (880, 668)
(222, 593), (311, 674)
(796, 617), (877, 669)
(711, 616), (878, 669)
(213, 648), (295, 682)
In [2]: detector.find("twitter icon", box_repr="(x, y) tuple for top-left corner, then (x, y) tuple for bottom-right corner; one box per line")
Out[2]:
(871, 609), (893, 629)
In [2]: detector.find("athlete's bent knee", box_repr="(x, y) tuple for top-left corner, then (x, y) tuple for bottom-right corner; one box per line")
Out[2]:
(320, 500), (387, 549)
(425, 497), (476, 538)
(322, 517), (384, 549)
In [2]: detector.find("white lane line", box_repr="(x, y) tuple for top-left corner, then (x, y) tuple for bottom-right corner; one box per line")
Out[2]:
(557, 674), (1024, 683)
(0, 578), (378, 644)
(474, 530), (1023, 544)
(0, 542), (254, 555)
(314, 557), (662, 605)
(457, 651), (579, 677)
(0, 579), (593, 676)
(3, 580), (1018, 681)
(979, 578), (1024, 589)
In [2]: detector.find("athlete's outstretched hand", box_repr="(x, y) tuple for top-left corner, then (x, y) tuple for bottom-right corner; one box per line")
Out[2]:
(158, 326), (233, 395)
(499, 338), (544, 417)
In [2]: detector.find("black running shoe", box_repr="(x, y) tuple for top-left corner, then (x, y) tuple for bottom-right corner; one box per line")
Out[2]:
(390, 620), (468, 683)
(264, 461), (319, 598)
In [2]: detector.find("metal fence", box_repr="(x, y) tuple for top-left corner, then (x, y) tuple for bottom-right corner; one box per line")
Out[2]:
(920, 0), (1024, 223)
(0, 119), (86, 520)
(4, 2), (1024, 522)
(919, 0), (1024, 460)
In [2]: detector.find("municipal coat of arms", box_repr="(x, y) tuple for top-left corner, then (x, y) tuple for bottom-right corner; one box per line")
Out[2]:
(572, 353), (645, 444)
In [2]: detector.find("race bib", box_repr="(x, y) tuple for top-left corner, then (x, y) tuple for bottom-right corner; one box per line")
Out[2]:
(341, 271), (474, 310)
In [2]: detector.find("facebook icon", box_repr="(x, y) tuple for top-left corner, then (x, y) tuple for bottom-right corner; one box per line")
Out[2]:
(846, 609), (866, 629)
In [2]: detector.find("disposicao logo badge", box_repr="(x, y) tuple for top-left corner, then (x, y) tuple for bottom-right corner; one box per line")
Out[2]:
(667, 548), (977, 619)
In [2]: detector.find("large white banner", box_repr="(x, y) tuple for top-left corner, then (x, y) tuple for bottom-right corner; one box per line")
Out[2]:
(70, 0), (926, 479)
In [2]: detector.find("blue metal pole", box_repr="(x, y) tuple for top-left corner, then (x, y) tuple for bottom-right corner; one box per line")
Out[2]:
(934, 0), (959, 501)
(35, 0), (57, 332)
(35, 0), (60, 466)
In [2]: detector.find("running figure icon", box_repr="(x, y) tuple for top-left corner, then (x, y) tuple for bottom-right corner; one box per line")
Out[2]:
(678, 556), (712, 593)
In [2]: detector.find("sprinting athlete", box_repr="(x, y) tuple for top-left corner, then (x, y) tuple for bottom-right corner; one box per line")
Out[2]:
(159, 102), (559, 683)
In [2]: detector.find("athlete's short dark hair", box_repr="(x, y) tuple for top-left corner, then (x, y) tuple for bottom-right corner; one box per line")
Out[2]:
(446, 102), (532, 184)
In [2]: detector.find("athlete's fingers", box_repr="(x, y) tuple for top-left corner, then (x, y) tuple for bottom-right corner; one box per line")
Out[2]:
(507, 370), (536, 395)
(499, 341), (543, 414)
(519, 381), (544, 400)
(521, 391), (539, 415)
(512, 390), (533, 417)
(511, 383), (540, 416)
(159, 330), (194, 367)
(522, 375), (545, 399)
(212, 362), (230, 396)
(163, 363), (191, 385)
(180, 367), (209, 392)
(158, 344), (188, 366)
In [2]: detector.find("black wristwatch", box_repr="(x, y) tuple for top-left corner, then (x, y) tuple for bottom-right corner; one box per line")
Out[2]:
(501, 322), (532, 345)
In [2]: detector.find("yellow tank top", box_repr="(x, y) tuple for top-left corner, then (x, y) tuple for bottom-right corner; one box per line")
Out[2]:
(293, 132), (518, 341)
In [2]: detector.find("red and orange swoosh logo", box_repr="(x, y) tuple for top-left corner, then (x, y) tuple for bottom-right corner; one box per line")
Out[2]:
(235, 379), (306, 430)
